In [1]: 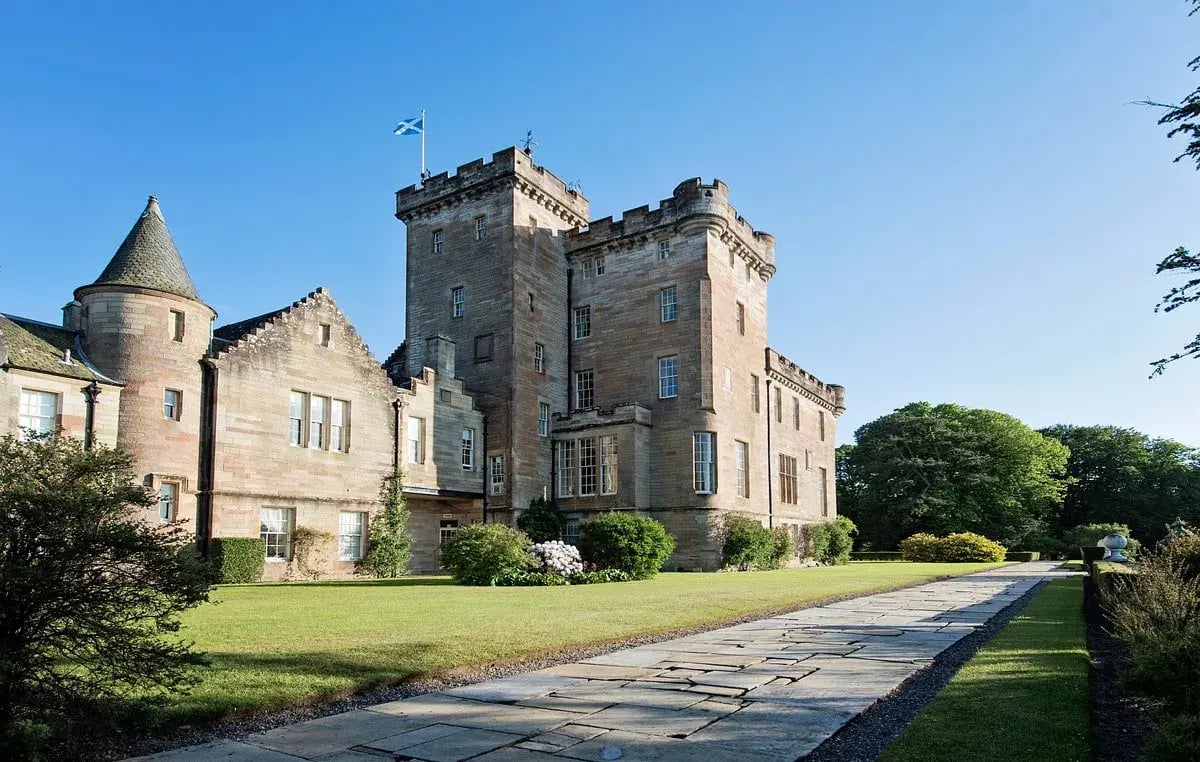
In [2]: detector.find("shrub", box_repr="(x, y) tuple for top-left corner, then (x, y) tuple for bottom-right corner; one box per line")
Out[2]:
(808, 516), (856, 565)
(1005, 551), (1041, 562)
(1063, 523), (1140, 559)
(1160, 536), (1200, 580)
(578, 512), (675, 580)
(1143, 713), (1200, 761)
(532, 541), (584, 576)
(290, 526), (335, 580)
(439, 524), (535, 585)
(210, 537), (266, 583)
(517, 498), (564, 543)
(763, 527), (796, 570)
(939, 532), (1007, 562)
(492, 568), (631, 586)
(1080, 545), (1106, 567)
(358, 470), (413, 578)
(0, 436), (211, 755)
(900, 533), (941, 562)
(722, 514), (774, 570)
(569, 568), (631, 584)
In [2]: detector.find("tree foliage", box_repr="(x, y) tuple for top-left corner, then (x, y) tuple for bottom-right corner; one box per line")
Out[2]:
(0, 435), (211, 754)
(838, 402), (1069, 550)
(516, 498), (564, 543)
(358, 469), (413, 578)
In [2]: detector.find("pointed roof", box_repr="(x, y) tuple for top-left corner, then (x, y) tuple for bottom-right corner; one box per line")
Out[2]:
(86, 196), (202, 301)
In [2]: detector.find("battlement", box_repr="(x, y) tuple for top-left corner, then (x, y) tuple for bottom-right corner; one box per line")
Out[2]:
(765, 347), (845, 415)
(395, 147), (590, 226)
(566, 177), (776, 270)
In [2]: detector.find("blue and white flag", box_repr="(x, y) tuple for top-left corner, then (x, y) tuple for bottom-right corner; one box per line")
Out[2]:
(393, 115), (424, 136)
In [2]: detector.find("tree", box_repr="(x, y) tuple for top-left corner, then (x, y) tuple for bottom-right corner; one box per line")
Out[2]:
(839, 402), (1069, 550)
(358, 469), (413, 578)
(1040, 425), (1200, 544)
(0, 435), (211, 754)
(1143, 1), (1200, 375)
(516, 497), (563, 543)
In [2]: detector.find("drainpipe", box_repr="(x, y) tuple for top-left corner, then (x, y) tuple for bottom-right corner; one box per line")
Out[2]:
(482, 414), (489, 524)
(82, 380), (101, 451)
(765, 378), (774, 530)
(391, 399), (402, 472)
(197, 359), (219, 557)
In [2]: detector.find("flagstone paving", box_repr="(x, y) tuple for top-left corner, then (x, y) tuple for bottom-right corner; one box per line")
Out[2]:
(131, 562), (1072, 762)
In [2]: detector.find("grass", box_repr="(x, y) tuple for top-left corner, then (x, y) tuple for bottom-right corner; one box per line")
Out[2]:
(167, 561), (1006, 724)
(879, 577), (1089, 762)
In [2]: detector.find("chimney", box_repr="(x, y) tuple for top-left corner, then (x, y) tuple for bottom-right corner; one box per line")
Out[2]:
(62, 301), (82, 331)
(425, 335), (456, 379)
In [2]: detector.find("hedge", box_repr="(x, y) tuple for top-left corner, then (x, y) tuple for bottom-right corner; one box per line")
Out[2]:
(209, 537), (266, 583)
(1091, 560), (1137, 595)
(1080, 546), (1106, 568)
(1005, 551), (1041, 562)
(900, 532), (1007, 563)
(850, 551), (902, 561)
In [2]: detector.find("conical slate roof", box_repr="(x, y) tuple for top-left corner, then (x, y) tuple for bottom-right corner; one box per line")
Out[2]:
(89, 196), (201, 301)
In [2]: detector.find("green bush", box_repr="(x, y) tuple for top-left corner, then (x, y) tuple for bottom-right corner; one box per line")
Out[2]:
(439, 524), (535, 585)
(578, 512), (675, 580)
(569, 568), (631, 584)
(807, 516), (856, 565)
(900, 533), (942, 562)
(358, 470), (413, 578)
(763, 527), (796, 570)
(851, 551), (903, 561)
(1005, 551), (1041, 562)
(516, 497), (563, 543)
(1160, 537), (1200, 580)
(1063, 523), (1140, 559)
(290, 526), (335, 581)
(210, 537), (266, 583)
(1143, 713), (1200, 761)
(493, 568), (631, 586)
(900, 532), (1006, 562)
(722, 514), (774, 570)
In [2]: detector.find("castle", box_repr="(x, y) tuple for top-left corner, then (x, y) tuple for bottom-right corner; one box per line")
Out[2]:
(0, 146), (844, 574)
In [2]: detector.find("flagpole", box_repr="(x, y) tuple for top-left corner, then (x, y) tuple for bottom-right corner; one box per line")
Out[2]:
(420, 108), (426, 182)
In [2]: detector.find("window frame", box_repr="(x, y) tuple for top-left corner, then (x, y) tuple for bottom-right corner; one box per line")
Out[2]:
(595, 256), (605, 275)
(538, 402), (550, 438)
(432, 228), (444, 254)
(574, 369), (594, 409)
(693, 432), (716, 495)
(474, 215), (486, 241)
(289, 391), (307, 446)
(573, 305), (591, 340)
(658, 240), (670, 260)
(793, 397), (801, 430)
(406, 416), (425, 464)
(163, 388), (181, 421)
(578, 437), (598, 496)
(736, 301), (745, 335)
(750, 374), (760, 413)
(330, 399), (348, 453)
(735, 440), (749, 498)
(489, 455), (505, 496)
(158, 481), (178, 524)
(533, 342), (545, 373)
(556, 440), (576, 498)
(779, 454), (799, 505)
(660, 286), (677, 322)
(600, 435), (618, 496)
(18, 388), (58, 440)
(658, 355), (679, 399)
(461, 428), (475, 470)
(260, 507), (294, 561)
(338, 511), (365, 561)
(170, 310), (185, 342)
(451, 287), (464, 318)
(309, 394), (328, 450)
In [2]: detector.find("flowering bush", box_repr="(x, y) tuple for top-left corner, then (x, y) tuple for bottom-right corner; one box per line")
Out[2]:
(532, 540), (584, 576)
(492, 568), (630, 586)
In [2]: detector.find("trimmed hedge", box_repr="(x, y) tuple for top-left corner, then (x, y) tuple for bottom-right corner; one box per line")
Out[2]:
(1005, 551), (1041, 562)
(579, 512), (675, 579)
(1091, 560), (1137, 595)
(439, 524), (535, 585)
(850, 551), (902, 561)
(1080, 546), (1106, 567)
(900, 532), (1007, 563)
(209, 537), (266, 583)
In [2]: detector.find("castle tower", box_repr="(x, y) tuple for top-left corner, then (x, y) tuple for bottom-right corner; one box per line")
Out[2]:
(395, 149), (590, 521)
(75, 196), (215, 525)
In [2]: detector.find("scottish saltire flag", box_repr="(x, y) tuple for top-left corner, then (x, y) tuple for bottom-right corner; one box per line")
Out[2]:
(393, 115), (423, 136)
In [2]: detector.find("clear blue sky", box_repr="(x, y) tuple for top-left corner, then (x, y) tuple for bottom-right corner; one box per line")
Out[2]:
(1, 1), (1197, 446)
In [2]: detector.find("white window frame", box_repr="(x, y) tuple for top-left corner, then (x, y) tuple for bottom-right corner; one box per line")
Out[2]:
(439, 520), (459, 545)
(432, 229), (444, 254)
(600, 435), (618, 496)
(452, 287), (464, 318)
(735, 440), (749, 498)
(556, 440), (575, 498)
(309, 395), (327, 450)
(461, 428), (475, 470)
(660, 286), (677, 322)
(750, 374), (760, 413)
(658, 240), (670, 260)
(18, 389), (58, 440)
(533, 342), (545, 373)
(158, 481), (178, 524)
(407, 416), (425, 464)
(489, 455), (505, 495)
(658, 356), (678, 399)
(736, 302), (745, 335)
(260, 507), (294, 560)
(573, 306), (591, 340)
(595, 256), (605, 275)
(820, 467), (830, 516)
(538, 402), (550, 438)
(474, 215), (486, 241)
(163, 389), (181, 421)
(693, 432), (716, 494)
(330, 399), (348, 453)
(562, 517), (580, 546)
(338, 511), (365, 561)
(289, 391), (306, 446)
(583, 259), (593, 278)
(579, 437), (598, 496)
(574, 369), (594, 409)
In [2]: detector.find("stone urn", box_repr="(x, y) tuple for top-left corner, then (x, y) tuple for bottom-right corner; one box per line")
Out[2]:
(1102, 534), (1129, 563)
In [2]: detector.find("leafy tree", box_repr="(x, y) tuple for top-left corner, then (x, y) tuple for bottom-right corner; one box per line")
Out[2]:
(839, 402), (1069, 550)
(516, 497), (564, 543)
(1141, 1), (1200, 375)
(358, 469), (413, 578)
(1039, 425), (1200, 544)
(0, 435), (211, 754)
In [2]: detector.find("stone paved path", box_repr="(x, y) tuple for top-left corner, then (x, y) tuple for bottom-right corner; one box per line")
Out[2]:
(132, 562), (1071, 762)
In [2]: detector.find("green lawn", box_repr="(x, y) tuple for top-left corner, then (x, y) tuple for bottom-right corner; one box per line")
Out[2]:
(168, 562), (1005, 723)
(879, 577), (1089, 762)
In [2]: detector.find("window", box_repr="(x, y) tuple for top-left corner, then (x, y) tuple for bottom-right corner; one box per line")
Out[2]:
(579, 438), (598, 496)
(330, 399), (348, 453)
(406, 417), (425, 464)
(723, 366), (733, 392)
(735, 441), (749, 498)
(538, 402), (550, 438)
(319, 323), (331, 347)
(163, 389), (181, 420)
(158, 482), (178, 524)
(793, 397), (800, 430)
(779, 455), (799, 505)
(309, 395), (327, 449)
(583, 259), (593, 278)
(562, 518), (580, 546)
(461, 428), (475, 470)
(533, 343), (544, 373)
(489, 456), (505, 495)
(600, 435), (618, 495)
(289, 391), (306, 446)
(574, 370), (594, 409)
(338, 511), (365, 561)
(440, 389), (452, 403)
(819, 467), (829, 516)
(529, 292), (535, 312)
(658, 240), (670, 260)
(260, 508), (293, 560)
(474, 215), (486, 241)
(452, 287), (464, 318)
(820, 410), (827, 441)
(474, 334), (493, 363)
(693, 432), (716, 494)
(17, 392), (61, 436)
(432, 229), (444, 254)
(595, 256), (605, 275)
(573, 306), (591, 339)
(736, 302), (745, 335)
(774, 386), (782, 423)
(660, 286), (677, 322)
(658, 356), (678, 399)
(750, 374), (760, 413)
(556, 440), (575, 497)
(170, 310), (185, 342)
(805, 449), (813, 471)
(439, 520), (459, 544)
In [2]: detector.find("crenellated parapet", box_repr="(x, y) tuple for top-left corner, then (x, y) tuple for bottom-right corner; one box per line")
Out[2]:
(394, 147), (590, 228)
(765, 347), (845, 415)
(566, 177), (776, 279)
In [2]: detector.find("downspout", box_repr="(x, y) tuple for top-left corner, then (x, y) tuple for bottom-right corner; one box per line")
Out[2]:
(197, 359), (219, 557)
(482, 414), (489, 524)
(391, 399), (402, 472)
(82, 381), (100, 451)
(565, 267), (574, 413)
(765, 378), (774, 530)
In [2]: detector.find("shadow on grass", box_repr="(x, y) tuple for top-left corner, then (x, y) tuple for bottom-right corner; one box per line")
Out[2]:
(226, 576), (455, 589)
